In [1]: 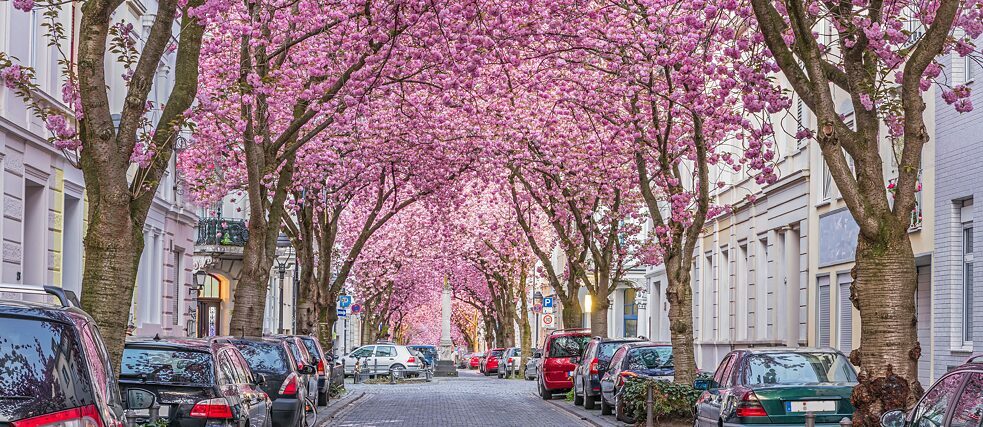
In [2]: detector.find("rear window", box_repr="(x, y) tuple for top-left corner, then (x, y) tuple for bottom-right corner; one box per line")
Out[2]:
(548, 335), (590, 358)
(744, 352), (858, 385)
(233, 341), (289, 375)
(626, 347), (673, 369)
(599, 341), (635, 363)
(121, 347), (214, 385)
(490, 349), (504, 357)
(0, 317), (92, 420)
(299, 338), (322, 360)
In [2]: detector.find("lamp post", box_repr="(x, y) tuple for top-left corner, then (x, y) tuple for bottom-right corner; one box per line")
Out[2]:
(532, 291), (543, 347)
(189, 271), (207, 337)
(275, 233), (292, 334)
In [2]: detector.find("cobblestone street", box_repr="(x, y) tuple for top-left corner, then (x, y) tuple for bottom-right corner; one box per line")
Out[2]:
(324, 370), (597, 427)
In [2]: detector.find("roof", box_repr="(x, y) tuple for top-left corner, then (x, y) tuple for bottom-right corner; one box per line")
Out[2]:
(595, 337), (646, 344)
(741, 347), (845, 354)
(0, 300), (93, 326)
(125, 336), (228, 352)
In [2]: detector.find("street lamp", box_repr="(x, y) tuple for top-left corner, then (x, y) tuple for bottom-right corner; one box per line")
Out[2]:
(275, 233), (293, 334)
(190, 270), (207, 295)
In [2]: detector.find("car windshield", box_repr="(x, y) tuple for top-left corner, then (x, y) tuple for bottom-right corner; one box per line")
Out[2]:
(121, 347), (214, 384)
(744, 352), (858, 385)
(549, 335), (590, 358)
(626, 347), (673, 369)
(233, 341), (289, 375)
(0, 317), (92, 419)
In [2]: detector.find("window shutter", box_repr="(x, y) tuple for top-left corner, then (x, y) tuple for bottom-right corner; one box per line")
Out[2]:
(818, 277), (831, 347)
(952, 29), (967, 84)
(839, 280), (853, 351)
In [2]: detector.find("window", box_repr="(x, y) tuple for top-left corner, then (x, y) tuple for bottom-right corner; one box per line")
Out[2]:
(950, 373), (983, 427)
(375, 346), (396, 358)
(821, 158), (833, 201)
(912, 373), (966, 427)
(623, 288), (638, 338)
(963, 222), (974, 343)
(548, 335), (590, 358)
(173, 250), (183, 326)
(712, 354), (735, 387)
(966, 54), (976, 83)
(743, 352), (857, 385)
(351, 346), (374, 358)
(838, 274), (853, 351)
(818, 276), (831, 347)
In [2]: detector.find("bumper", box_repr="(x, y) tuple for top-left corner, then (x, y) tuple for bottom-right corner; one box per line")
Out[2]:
(543, 372), (573, 391)
(271, 398), (303, 427)
(723, 423), (848, 427)
(585, 376), (602, 397)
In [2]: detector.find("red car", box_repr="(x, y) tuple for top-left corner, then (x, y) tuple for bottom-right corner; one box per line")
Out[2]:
(470, 352), (484, 369)
(538, 329), (591, 399)
(481, 348), (505, 376)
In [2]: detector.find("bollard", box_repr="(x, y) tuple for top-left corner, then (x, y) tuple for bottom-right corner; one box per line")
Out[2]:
(389, 369), (397, 384)
(805, 412), (816, 427)
(124, 411), (138, 427)
(840, 417), (853, 426)
(374, 358), (378, 378)
(148, 404), (160, 423)
(645, 382), (654, 427)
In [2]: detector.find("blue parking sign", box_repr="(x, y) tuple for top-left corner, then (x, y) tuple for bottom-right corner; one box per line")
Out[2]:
(339, 295), (352, 308)
(543, 297), (554, 308)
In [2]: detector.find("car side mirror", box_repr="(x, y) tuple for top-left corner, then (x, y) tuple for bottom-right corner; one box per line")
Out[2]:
(300, 365), (315, 375)
(880, 410), (906, 427)
(534, 352), (542, 358)
(569, 357), (581, 364)
(125, 389), (156, 410)
(693, 379), (714, 390)
(253, 373), (267, 386)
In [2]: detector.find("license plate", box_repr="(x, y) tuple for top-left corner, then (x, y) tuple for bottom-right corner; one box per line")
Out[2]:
(785, 400), (837, 413)
(568, 371), (574, 378)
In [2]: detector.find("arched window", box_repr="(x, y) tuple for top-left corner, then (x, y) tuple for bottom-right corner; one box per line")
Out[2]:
(198, 274), (222, 299)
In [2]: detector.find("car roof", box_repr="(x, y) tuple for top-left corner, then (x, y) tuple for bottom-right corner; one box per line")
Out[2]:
(595, 337), (646, 344)
(740, 347), (843, 354)
(0, 300), (95, 326)
(126, 336), (231, 352)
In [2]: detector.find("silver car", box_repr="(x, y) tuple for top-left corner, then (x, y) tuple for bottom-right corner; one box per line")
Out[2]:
(524, 348), (543, 380)
(340, 343), (423, 376)
(499, 347), (522, 378)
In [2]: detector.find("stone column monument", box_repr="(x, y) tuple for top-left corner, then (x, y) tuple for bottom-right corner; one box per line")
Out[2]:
(434, 276), (458, 376)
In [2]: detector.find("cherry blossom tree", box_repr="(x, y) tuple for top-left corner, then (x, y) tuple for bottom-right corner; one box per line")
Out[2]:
(0, 0), (209, 365)
(749, 0), (980, 421)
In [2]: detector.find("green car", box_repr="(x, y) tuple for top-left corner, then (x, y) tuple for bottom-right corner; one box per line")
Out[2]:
(694, 348), (857, 426)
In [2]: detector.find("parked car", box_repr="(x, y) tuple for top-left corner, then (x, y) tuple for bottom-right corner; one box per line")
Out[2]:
(408, 345), (438, 368)
(525, 349), (543, 380)
(573, 337), (643, 409)
(339, 343), (423, 377)
(499, 347), (522, 378)
(458, 353), (471, 369)
(879, 355), (983, 427)
(599, 342), (674, 422)
(538, 329), (592, 399)
(269, 335), (319, 409)
(119, 336), (272, 427)
(481, 348), (506, 376)
(694, 348), (857, 426)
(229, 337), (310, 427)
(470, 353), (484, 369)
(0, 284), (129, 427)
(297, 336), (330, 407)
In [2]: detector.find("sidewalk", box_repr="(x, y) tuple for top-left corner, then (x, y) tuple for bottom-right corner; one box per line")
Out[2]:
(545, 396), (691, 427)
(315, 386), (366, 427)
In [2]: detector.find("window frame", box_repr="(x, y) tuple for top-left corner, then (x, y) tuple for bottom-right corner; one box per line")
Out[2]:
(963, 222), (974, 345)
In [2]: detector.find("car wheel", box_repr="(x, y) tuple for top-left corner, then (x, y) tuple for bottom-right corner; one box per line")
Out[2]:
(317, 388), (328, 407)
(390, 364), (406, 378)
(573, 382), (584, 406)
(615, 396), (633, 423)
(584, 390), (597, 410)
(600, 395), (612, 415)
(539, 379), (552, 400)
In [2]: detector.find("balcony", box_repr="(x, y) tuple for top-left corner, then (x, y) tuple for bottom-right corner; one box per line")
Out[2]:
(195, 218), (249, 256)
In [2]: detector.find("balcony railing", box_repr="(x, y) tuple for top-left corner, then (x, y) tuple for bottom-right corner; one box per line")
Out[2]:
(196, 218), (249, 246)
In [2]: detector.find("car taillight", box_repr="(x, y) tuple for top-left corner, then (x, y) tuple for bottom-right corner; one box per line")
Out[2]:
(589, 357), (599, 374)
(735, 391), (768, 417)
(508, 357), (513, 364)
(190, 398), (234, 419)
(279, 372), (299, 396)
(407, 356), (415, 363)
(617, 371), (638, 387)
(12, 405), (103, 427)
(317, 359), (325, 374)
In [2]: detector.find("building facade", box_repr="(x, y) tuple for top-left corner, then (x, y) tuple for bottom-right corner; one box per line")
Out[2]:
(932, 35), (980, 377)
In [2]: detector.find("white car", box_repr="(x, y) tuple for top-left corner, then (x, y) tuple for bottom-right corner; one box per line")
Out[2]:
(340, 343), (423, 376)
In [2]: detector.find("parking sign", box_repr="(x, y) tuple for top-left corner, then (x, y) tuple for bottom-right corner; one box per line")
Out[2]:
(338, 295), (352, 308)
(543, 296), (554, 308)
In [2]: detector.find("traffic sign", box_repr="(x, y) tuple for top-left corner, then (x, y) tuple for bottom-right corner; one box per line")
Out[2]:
(350, 304), (362, 314)
(337, 307), (347, 318)
(543, 314), (554, 326)
(531, 304), (543, 314)
(543, 296), (554, 308)
(338, 295), (352, 308)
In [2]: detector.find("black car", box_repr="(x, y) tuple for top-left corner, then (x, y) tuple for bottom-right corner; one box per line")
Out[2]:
(0, 285), (127, 427)
(119, 337), (272, 427)
(230, 337), (312, 427)
(269, 336), (319, 411)
(573, 337), (642, 409)
(297, 336), (330, 407)
(880, 355), (983, 427)
(599, 342), (674, 423)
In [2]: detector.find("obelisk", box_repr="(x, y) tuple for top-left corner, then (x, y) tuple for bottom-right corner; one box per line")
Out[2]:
(434, 275), (458, 376)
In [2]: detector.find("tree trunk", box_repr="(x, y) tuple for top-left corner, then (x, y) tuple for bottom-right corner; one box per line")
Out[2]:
(850, 230), (920, 426)
(228, 217), (274, 337)
(558, 278), (583, 328)
(665, 261), (697, 385)
(589, 295), (610, 338)
(80, 202), (143, 368)
(519, 290), (532, 373)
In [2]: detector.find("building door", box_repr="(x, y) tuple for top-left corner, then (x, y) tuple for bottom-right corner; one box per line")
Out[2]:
(623, 288), (638, 337)
(197, 299), (222, 337)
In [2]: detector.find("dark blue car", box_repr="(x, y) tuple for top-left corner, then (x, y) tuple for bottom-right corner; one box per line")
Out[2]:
(408, 345), (438, 368)
(599, 343), (674, 423)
